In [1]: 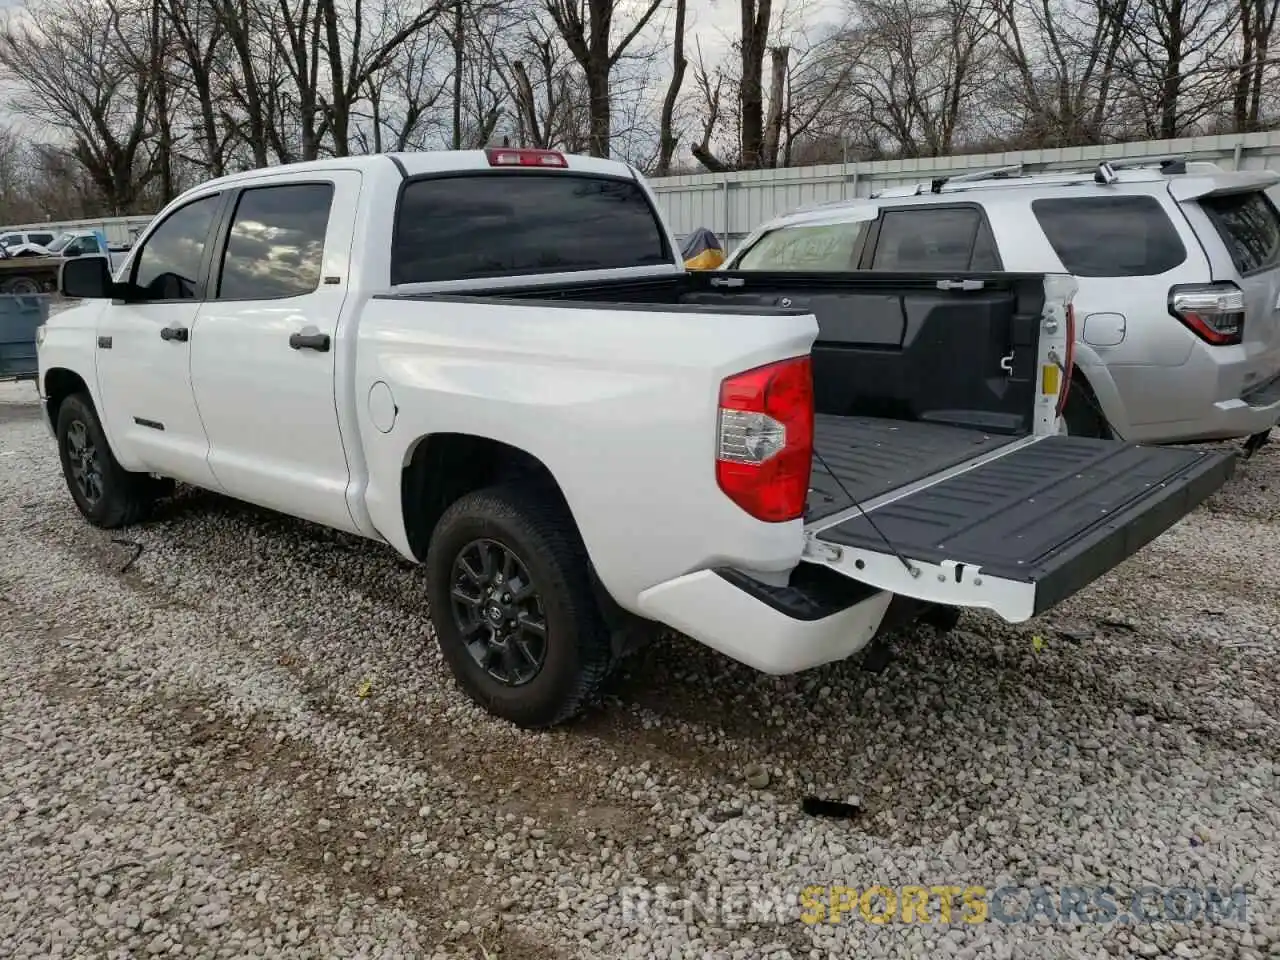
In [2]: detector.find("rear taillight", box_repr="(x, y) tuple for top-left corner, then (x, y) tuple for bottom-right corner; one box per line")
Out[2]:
(485, 147), (567, 168)
(716, 355), (814, 522)
(1055, 303), (1076, 416)
(1169, 282), (1245, 345)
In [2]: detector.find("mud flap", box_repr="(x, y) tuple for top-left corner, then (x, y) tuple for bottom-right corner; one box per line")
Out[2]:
(803, 435), (1236, 622)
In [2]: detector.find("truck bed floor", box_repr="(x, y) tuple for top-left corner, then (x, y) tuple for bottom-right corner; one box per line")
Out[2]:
(807, 415), (1013, 522)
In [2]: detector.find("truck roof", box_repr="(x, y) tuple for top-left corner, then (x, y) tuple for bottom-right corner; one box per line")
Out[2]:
(174, 150), (641, 204)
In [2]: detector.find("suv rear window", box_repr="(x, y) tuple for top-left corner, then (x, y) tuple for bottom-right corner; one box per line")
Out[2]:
(1199, 190), (1280, 275)
(392, 173), (671, 284)
(1031, 196), (1186, 277)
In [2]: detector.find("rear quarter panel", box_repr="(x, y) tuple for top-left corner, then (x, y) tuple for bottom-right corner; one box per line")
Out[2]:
(354, 297), (818, 610)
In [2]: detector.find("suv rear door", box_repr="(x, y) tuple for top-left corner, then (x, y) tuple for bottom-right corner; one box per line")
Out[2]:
(1174, 177), (1280, 401)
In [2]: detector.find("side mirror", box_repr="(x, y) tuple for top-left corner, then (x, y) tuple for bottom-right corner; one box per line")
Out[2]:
(64, 244), (82, 258)
(59, 255), (113, 299)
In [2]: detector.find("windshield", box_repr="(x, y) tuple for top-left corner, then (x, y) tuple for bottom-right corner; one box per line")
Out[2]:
(735, 219), (872, 271)
(46, 233), (75, 253)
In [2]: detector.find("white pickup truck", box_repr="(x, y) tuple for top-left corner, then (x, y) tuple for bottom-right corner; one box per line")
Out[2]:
(37, 148), (1235, 727)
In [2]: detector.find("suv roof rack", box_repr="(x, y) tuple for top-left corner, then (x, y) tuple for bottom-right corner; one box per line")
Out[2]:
(869, 155), (1209, 199)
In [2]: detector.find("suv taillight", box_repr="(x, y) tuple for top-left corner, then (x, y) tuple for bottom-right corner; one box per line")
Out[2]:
(1169, 282), (1245, 345)
(716, 355), (814, 522)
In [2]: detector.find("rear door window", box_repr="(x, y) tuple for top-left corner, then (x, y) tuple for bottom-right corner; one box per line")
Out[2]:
(1198, 190), (1280, 275)
(868, 207), (1000, 271)
(392, 174), (671, 284)
(736, 221), (869, 271)
(1031, 196), (1186, 277)
(216, 183), (334, 299)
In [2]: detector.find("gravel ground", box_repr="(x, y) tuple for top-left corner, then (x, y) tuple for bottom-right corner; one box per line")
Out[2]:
(2, 378), (1279, 959)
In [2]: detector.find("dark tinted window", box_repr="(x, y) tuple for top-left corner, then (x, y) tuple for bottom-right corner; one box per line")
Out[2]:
(1200, 191), (1280, 275)
(869, 207), (992, 270)
(1032, 196), (1186, 277)
(217, 184), (333, 299)
(133, 194), (221, 300)
(392, 174), (670, 284)
(30, 233), (53, 246)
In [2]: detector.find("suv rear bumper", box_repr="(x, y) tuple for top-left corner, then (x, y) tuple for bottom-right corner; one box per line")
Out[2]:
(1118, 362), (1280, 444)
(635, 565), (894, 674)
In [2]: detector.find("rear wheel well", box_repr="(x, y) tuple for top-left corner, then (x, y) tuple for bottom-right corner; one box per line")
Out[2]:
(44, 368), (90, 424)
(402, 434), (570, 562)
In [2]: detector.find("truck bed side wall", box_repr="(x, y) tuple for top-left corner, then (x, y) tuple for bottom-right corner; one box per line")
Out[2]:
(354, 297), (819, 609)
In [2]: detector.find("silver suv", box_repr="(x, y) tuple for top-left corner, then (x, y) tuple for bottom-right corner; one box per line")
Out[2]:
(724, 158), (1280, 445)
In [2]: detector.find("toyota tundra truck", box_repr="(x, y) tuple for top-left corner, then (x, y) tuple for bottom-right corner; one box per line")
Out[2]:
(36, 148), (1235, 728)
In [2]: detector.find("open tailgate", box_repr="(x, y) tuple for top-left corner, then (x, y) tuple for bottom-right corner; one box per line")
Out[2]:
(803, 431), (1235, 622)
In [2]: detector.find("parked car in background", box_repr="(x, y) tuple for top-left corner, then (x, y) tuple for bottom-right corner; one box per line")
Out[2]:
(0, 231), (129, 295)
(0, 230), (56, 251)
(726, 158), (1280, 448)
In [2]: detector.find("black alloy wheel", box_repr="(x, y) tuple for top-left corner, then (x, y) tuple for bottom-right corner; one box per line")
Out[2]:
(449, 538), (549, 686)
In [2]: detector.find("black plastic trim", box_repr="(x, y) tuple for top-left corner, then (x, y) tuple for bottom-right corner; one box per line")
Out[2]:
(133, 417), (164, 431)
(386, 154), (409, 179)
(715, 564), (881, 621)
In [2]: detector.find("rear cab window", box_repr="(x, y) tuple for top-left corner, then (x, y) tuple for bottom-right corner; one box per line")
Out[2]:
(1031, 195), (1186, 276)
(1197, 190), (1280, 275)
(391, 173), (672, 284)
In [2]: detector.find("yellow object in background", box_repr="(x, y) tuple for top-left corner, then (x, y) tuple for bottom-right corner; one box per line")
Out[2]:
(681, 227), (726, 271)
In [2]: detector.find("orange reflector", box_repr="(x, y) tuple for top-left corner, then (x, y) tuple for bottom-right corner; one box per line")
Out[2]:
(1041, 363), (1060, 396)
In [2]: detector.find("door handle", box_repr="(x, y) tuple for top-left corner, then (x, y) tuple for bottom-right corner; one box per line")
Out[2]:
(289, 331), (331, 352)
(160, 326), (188, 343)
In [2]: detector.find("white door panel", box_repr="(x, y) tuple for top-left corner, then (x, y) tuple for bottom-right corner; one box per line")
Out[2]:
(190, 171), (361, 532)
(94, 192), (225, 487)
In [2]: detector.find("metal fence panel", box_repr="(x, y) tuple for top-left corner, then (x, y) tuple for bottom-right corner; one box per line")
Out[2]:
(648, 130), (1280, 250)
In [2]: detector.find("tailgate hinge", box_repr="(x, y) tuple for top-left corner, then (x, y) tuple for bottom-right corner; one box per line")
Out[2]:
(936, 278), (985, 291)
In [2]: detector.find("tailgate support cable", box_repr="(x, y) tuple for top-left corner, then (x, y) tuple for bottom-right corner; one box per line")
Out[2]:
(811, 448), (918, 577)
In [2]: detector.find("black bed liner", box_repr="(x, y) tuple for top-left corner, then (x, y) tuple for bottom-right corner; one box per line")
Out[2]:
(812, 435), (1235, 616)
(807, 415), (1012, 522)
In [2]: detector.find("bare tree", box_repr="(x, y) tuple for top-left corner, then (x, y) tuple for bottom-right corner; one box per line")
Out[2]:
(1232, 0), (1280, 130)
(655, 0), (688, 175)
(990, 0), (1131, 146)
(1117, 0), (1236, 138)
(544, 0), (666, 156)
(0, 0), (161, 213)
(831, 0), (997, 157)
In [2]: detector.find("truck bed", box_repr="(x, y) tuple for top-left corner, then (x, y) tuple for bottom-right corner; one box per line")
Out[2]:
(807, 415), (1014, 522)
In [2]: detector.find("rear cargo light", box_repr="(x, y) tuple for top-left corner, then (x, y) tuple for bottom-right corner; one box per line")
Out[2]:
(1169, 282), (1245, 345)
(716, 355), (814, 522)
(485, 147), (567, 168)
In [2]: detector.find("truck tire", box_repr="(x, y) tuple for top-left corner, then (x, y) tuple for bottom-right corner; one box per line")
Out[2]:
(4, 276), (41, 295)
(55, 392), (158, 528)
(424, 483), (612, 728)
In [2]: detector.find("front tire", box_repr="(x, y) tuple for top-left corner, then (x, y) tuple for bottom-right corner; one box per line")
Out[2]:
(424, 484), (613, 728)
(56, 392), (158, 528)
